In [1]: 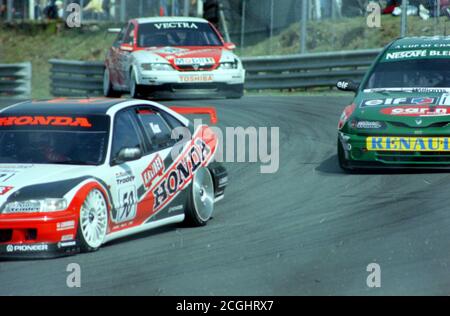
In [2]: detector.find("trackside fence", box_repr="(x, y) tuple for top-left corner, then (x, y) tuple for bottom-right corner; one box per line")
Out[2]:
(49, 59), (105, 97)
(0, 63), (32, 99)
(241, 49), (382, 91)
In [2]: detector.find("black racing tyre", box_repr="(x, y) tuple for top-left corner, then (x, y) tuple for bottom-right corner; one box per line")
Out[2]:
(225, 86), (244, 99)
(226, 92), (243, 99)
(103, 68), (122, 98)
(77, 189), (108, 253)
(184, 168), (215, 227)
(337, 138), (352, 172)
(129, 70), (145, 99)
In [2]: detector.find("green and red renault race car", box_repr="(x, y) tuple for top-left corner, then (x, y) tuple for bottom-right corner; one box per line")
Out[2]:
(337, 36), (450, 170)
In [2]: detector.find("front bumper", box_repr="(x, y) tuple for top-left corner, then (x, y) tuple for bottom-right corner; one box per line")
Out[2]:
(137, 68), (245, 85)
(140, 83), (244, 99)
(339, 132), (450, 168)
(0, 241), (78, 259)
(136, 68), (245, 98)
(0, 211), (79, 259)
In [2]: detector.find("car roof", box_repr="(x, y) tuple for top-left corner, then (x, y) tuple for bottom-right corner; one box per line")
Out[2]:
(0, 98), (124, 116)
(0, 98), (191, 126)
(134, 16), (209, 24)
(390, 36), (450, 48)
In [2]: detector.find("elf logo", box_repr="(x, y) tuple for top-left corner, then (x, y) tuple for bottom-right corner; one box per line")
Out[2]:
(362, 97), (436, 107)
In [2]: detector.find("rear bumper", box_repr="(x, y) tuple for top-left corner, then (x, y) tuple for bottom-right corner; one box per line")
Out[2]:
(340, 132), (450, 168)
(0, 211), (79, 259)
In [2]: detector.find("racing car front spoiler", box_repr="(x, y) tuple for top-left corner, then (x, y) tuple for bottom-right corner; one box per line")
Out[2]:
(141, 83), (244, 99)
(340, 132), (450, 170)
(0, 240), (79, 260)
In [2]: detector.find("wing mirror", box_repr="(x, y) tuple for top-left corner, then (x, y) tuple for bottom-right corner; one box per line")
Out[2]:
(336, 79), (359, 92)
(115, 147), (142, 164)
(224, 42), (236, 50)
(120, 43), (134, 52)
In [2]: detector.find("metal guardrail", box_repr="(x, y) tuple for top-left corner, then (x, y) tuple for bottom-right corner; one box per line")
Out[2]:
(49, 59), (105, 97)
(0, 62), (32, 99)
(48, 49), (382, 96)
(241, 49), (382, 90)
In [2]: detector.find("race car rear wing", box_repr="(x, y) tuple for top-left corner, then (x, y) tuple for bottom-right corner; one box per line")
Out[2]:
(169, 106), (218, 124)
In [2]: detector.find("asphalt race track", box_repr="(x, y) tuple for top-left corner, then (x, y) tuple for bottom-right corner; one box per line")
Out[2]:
(2, 96), (450, 295)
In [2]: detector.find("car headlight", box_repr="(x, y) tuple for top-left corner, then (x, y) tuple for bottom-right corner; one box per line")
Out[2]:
(218, 60), (239, 70)
(3, 199), (68, 214)
(351, 120), (385, 129)
(141, 63), (173, 71)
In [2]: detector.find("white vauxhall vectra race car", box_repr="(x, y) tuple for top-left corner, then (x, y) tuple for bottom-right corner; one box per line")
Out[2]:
(103, 17), (246, 99)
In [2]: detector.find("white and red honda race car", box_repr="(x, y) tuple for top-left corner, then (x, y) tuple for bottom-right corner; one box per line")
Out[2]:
(103, 17), (245, 99)
(0, 98), (227, 258)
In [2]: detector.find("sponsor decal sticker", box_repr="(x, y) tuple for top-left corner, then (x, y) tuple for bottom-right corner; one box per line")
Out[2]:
(58, 241), (77, 248)
(57, 220), (75, 231)
(0, 186), (13, 195)
(361, 97), (437, 107)
(153, 22), (199, 29)
(367, 136), (450, 151)
(0, 116), (92, 128)
(381, 106), (450, 116)
(116, 175), (135, 185)
(439, 93), (450, 106)
(179, 74), (214, 83)
(382, 49), (450, 62)
(6, 244), (49, 252)
(61, 234), (75, 241)
(168, 205), (184, 213)
(175, 57), (215, 66)
(141, 155), (165, 190)
(150, 126), (217, 213)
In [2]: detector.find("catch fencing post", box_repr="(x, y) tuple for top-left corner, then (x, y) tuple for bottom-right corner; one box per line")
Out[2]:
(7, 0), (13, 22)
(300, 0), (308, 54)
(240, 0), (246, 52)
(400, 0), (408, 37)
(120, 0), (126, 22)
(29, 0), (35, 20)
(139, 0), (143, 17)
(269, 0), (274, 55)
(183, 0), (189, 16)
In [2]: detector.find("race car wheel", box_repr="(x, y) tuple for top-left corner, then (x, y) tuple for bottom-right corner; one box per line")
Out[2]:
(130, 71), (144, 99)
(225, 86), (244, 99)
(103, 68), (121, 98)
(184, 167), (215, 226)
(226, 93), (243, 99)
(337, 138), (351, 172)
(78, 189), (108, 252)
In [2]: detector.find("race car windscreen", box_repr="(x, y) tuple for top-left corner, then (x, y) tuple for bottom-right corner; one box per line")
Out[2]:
(0, 115), (110, 165)
(137, 22), (222, 47)
(364, 58), (450, 89)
